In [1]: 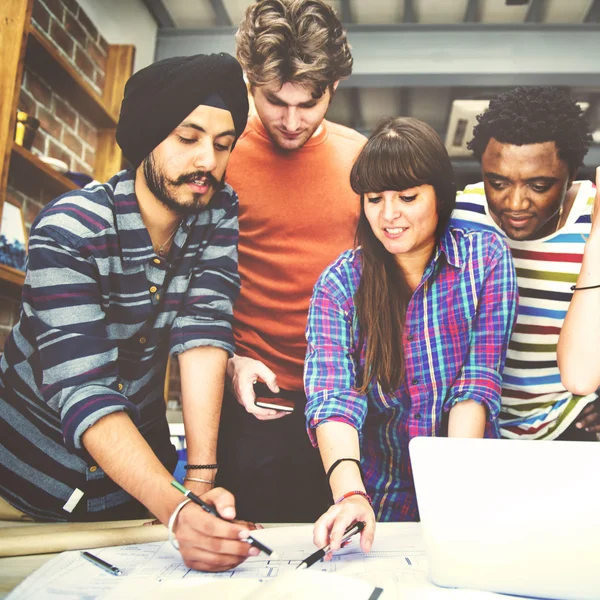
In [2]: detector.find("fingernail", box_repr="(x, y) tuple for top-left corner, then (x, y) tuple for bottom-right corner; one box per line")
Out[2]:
(255, 523), (265, 530)
(249, 547), (260, 556)
(576, 423), (582, 429)
(270, 411), (276, 415)
(238, 529), (251, 541)
(221, 506), (235, 519)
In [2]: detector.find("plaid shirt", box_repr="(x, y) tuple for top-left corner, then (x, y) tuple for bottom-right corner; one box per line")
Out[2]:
(0, 169), (240, 520)
(305, 226), (517, 521)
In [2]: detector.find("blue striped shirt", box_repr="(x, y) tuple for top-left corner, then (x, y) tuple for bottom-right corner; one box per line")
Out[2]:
(0, 169), (240, 520)
(304, 226), (518, 521)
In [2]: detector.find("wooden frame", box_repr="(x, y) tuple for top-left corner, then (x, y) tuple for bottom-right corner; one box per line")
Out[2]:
(0, 0), (134, 287)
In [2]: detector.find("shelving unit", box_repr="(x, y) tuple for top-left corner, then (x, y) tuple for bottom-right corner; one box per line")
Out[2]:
(0, 0), (134, 288)
(10, 143), (79, 197)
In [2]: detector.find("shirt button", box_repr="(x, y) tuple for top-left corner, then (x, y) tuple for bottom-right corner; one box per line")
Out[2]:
(153, 258), (161, 265)
(117, 383), (123, 391)
(414, 413), (422, 420)
(139, 336), (147, 344)
(412, 377), (419, 385)
(89, 465), (98, 473)
(149, 286), (158, 293)
(406, 334), (414, 341)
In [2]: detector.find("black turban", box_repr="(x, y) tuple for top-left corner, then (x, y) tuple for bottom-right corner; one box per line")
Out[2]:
(116, 53), (249, 167)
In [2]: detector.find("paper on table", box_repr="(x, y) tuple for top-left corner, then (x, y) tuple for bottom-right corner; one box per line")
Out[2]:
(0, 520), (167, 557)
(8, 523), (505, 599)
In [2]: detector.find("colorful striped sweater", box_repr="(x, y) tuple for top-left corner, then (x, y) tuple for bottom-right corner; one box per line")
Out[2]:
(451, 180), (597, 439)
(0, 169), (240, 520)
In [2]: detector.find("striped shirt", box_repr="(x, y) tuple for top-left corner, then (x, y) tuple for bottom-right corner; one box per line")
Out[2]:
(451, 180), (596, 439)
(0, 169), (240, 520)
(304, 226), (517, 521)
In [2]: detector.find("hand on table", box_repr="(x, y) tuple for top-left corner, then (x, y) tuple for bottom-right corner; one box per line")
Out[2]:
(173, 487), (260, 572)
(312, 494), (376, 559)
(575, 397), (600, 434)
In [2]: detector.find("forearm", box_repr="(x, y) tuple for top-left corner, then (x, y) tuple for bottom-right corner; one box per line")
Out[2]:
(179, 346), (228, 474)
(316, 421), (364, 501)
(82, 411), (182, 524)
(558, 233), (600, 395)
(448, 400), (486, 438)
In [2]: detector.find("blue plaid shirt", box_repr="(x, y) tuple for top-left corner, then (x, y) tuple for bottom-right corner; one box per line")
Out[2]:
(0, 169), (240, 520)
(305, 226), (517, 521)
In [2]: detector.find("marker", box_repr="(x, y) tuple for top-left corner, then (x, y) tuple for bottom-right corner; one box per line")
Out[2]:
(81, 551), (122, 576)
(296, 521), (365, 570)
(170, 480), (275, 557)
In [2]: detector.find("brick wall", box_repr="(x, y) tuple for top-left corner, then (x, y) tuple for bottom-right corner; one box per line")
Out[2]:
(32, 0), (109, 96)
(1, 0), (111, 352)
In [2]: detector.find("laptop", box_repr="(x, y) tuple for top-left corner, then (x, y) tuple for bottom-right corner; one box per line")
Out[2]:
(409, 437), (600, 600)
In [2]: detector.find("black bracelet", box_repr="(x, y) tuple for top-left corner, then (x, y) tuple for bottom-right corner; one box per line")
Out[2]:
(571, 283), (600, 291)
(184, 464), (219, 470)
(326, 458), (363, 485)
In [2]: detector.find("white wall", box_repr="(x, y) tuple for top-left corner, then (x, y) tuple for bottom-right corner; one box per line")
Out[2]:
(76, 0), (157, 72)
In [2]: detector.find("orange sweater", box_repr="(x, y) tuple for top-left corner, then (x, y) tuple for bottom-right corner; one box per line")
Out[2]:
(226, 115), (365, 390)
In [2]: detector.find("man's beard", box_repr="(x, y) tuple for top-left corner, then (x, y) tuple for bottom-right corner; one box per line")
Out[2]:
(142, 154), (225, 215)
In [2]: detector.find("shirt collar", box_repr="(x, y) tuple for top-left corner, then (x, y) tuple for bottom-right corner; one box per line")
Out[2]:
(112, 169), (197, 265)
(431, 226), (461, 271)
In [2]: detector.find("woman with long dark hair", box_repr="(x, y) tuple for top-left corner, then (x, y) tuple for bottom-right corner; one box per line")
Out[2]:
(304, 117), (518, 553)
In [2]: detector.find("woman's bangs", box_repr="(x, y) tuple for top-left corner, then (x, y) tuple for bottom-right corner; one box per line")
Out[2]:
(352, 135), (432, 194)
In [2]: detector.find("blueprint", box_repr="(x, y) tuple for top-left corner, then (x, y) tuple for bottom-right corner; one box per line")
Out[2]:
(7, 523), (502, 599)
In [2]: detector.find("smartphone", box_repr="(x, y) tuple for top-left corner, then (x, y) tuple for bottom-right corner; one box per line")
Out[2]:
(253, 381), (295, 413)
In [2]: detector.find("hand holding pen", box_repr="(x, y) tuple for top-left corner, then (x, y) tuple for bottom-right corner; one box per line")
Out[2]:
(297, 521), (365, 569)
(312, 493), (376, 557)
(171, 481), (275, 557)
(169, 484), (267, 572)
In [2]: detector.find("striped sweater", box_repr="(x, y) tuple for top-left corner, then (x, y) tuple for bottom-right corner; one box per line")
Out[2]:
(0, 169), (240, 520)
(451, 180), (596, 439)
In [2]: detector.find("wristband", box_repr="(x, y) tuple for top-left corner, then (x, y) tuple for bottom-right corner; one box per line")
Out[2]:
(571, 283), (600, 291)
(184, 464), (219, 470)
(168, 498), (191, 551)
(335, 490), (372, 506)
(326, 458), (363, 485)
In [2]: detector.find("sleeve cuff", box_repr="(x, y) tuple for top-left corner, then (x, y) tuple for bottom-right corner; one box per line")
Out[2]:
(170, 317), (235, 358)
(307, 415), (361, 447)
(61, 387), (140, 453)
(444, 367), (502, 421)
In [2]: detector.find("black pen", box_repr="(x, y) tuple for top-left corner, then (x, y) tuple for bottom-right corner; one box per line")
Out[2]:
(81, 551), (122, 576)
(296, 521), (365, 569)
(170, 480), (275, 557)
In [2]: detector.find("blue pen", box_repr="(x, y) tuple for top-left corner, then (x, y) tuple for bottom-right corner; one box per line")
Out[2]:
(81, 551), (122, 576)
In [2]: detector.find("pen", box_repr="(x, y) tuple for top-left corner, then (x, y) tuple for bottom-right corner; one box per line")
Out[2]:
(81, 551), (122, 576)
(296, 521), (365, 570)
(170, 480), (275, 557)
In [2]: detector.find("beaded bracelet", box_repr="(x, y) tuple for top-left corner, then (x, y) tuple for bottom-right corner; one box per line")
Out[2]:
(326, 458), (363, 485)
(184, 463), (219, 470)
(167, 498), (191, 551)
(335, 490), (372, 506)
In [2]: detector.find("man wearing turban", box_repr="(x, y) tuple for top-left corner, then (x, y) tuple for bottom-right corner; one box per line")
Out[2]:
(0, 53), (254, 572)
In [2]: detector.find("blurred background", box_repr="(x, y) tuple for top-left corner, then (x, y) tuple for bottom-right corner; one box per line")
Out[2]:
(108, 0), (600, 188)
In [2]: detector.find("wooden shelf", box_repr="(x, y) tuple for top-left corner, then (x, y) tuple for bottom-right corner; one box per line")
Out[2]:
(0, 263), (25, 287)
(25, 26), (117, 129)
(10, 143), (79, 198)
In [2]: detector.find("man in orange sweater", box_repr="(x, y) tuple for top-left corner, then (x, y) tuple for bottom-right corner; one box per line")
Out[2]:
(216, 0), (366, 522)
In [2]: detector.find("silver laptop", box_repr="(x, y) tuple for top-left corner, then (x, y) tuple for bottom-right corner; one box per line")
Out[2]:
(409, 437), (600, 600)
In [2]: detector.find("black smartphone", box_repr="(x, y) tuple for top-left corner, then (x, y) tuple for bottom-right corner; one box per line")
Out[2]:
(253, 381), (295, 413)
